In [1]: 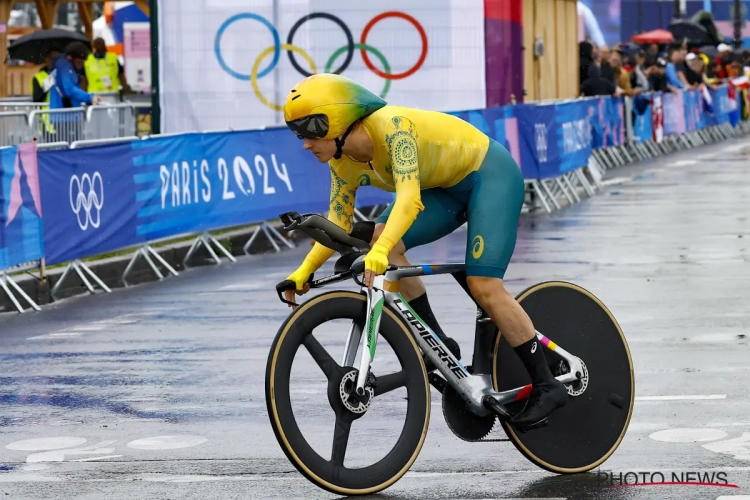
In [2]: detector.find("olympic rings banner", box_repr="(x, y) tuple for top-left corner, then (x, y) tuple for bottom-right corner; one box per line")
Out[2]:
(156, 0), (487, 133)
(38, 143), (142, 266)
(0, 143), (44, 272)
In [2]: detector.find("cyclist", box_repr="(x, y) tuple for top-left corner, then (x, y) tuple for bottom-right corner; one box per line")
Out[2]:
(281, 73), (568, 430)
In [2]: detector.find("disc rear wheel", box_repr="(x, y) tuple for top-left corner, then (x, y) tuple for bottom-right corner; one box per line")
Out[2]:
(492, 281), (634, 473)
(265, 291), (430, 495)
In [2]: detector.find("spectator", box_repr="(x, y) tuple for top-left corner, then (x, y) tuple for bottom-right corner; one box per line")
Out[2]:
(648, 58), (669, 92)
(630, 49), (652, 92)
(599, 45), (615, 81)
(665, 46), (686, 92)
(684, 53), (704, 89)
(716, 43), (732, 79)
(579, 41), (600, 89)
(85, 37), (128, 95)
(31, 48), (60, 104)
(49, 42), (101, 109)
(610, 50), (640, 96)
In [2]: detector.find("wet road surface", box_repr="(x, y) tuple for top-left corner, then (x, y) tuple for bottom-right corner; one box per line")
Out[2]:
(2, 140), (750, 499)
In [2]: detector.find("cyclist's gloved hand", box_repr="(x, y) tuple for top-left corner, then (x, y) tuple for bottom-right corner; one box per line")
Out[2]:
(287, 260), (315, 290)
(364, 243), (390, 276)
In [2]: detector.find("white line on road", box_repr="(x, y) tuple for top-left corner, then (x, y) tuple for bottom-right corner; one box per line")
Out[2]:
(219, 283), (266, 291)
(668, 160), (698, 167)
(71, 455), (123, 462)
(601, 177), (633, 186)
(635, 394), (726, 401)
(26, 332), (85, 340)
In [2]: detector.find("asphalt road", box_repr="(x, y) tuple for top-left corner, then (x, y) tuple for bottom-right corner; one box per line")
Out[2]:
(2, 139), (750, 499)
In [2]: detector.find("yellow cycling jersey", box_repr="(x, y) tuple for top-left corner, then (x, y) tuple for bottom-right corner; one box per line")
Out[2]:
(303, 105), (490, 270)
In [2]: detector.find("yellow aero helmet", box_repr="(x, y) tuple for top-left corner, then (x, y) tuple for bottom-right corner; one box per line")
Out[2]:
(283, 73), (386, 141)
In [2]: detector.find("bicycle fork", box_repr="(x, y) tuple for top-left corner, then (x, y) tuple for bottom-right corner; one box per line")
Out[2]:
(355, 286), (385, 396)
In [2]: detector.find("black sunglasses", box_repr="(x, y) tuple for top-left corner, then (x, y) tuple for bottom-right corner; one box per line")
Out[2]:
(286, 114), (329, 140)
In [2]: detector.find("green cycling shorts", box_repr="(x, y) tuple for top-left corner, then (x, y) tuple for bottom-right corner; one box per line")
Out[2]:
(376, 138), (525, 279)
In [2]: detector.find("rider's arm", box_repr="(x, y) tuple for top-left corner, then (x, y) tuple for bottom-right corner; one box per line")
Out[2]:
(301, 165), (358, 271)
(375, 116), (425, 254)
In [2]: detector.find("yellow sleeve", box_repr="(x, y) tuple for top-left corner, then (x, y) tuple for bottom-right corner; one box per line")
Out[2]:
(302, 164), (358, 270)
(376, 116), (425, 253)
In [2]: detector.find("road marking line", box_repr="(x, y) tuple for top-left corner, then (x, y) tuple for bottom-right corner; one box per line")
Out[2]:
(5, 437), (88, 451)
(219, 283), (265, 291)
(602, 177), (633, 186)
(650, 428), (728, 442)
(71, 455), (123, 462)
(26, 332), (85, 340)
(668, 160), (698, 167)
(126, 435), (207, 450)
(636, 395), (726, 401)
(703, 432), (750, 461)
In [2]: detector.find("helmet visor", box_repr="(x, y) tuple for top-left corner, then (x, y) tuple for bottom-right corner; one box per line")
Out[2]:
(286, 114), (329, 140)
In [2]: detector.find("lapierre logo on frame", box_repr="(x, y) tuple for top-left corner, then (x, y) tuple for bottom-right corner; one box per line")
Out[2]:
(595, 469), (738, 489)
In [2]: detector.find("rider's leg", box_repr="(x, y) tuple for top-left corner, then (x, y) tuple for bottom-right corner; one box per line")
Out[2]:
(374, 191), (466, 359)
(452, 139), (567, 428)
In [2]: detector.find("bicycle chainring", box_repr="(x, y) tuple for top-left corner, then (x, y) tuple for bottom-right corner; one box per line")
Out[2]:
(441, 378), (496, 442)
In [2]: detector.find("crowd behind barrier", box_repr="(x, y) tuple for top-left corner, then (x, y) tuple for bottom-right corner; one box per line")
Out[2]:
(1, 84), (749, 313)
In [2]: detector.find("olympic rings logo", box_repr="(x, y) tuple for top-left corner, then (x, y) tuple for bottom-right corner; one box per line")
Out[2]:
(214, 11), (429, 111)
(69, 172), (104, 231)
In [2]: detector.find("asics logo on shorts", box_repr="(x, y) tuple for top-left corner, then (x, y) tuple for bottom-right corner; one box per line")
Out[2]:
(471, 235), (484, 259)
(531, 341), (537, 353)
(69, 172), (104, 231)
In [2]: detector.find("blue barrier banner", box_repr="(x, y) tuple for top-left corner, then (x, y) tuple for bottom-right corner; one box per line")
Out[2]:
(133, 130), (330, 242)
(705, 86), (731, 126)
(587, 96), (625, 148)
(514, 101), (591, 179)
(448, 107), (526, 178)
(514, 103), (552, 179)
(39, 143), (141, 266)
(0, 143), (44, 271)
(683, 89), (705, 132)
(632, 94), (653, 143)
(663, 91), (686, 135)
(554, 100), (593, 175)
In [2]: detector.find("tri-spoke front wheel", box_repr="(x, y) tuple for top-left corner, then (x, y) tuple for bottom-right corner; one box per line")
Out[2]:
(265, 291), (430, 496)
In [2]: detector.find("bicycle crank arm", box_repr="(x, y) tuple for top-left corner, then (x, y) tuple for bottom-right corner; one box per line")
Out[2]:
(356, 284), (385, 395)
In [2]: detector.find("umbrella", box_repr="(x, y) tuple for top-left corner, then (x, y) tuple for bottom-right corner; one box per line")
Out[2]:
(668, 21), (713, 45)
(631, 29), (674, 44)
(8, 28), (91, 64)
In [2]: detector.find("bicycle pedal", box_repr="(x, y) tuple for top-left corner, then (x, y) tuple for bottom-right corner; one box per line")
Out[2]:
(482, 395), (511, 421)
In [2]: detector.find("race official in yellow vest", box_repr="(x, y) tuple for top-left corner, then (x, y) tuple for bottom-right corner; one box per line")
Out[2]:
(31, 48), (61, 135)
(84, 38), (128, 94)
(31, 49), (61, 104)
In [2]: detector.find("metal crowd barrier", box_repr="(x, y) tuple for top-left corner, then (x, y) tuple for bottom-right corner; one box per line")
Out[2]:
(0, 103), (139, 146)
(85, 104), (137, 140)
(0, 111), (33, 146)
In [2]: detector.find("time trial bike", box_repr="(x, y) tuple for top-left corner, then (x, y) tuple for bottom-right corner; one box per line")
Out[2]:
(265, 211), (634, 496)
